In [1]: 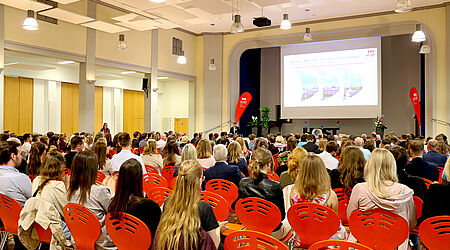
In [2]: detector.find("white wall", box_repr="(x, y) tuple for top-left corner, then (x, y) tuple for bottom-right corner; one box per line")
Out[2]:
(157, 79), (190, 132)
(102, 87), (123, 135)
(33, 79), (61, 133)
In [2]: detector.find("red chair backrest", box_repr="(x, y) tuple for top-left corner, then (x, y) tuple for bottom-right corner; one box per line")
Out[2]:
(287, 202), (340, 248)
(419, 216), (450, 250)
(63, 168), (71, 176)
(348, 209), (409, 250)
(200, 191), (230, 222)
(139, 147), (144, 154)
(0, 194), (22, 234)
(112, 171), (119, 178)
(63, 203), (101, 250)
(146, 187), (173, 206)
(143, 173), (168, 194)
(145, 165), (159, 174)
(437, 166), (444, 183)
(161, 166), (176, 189)
(413, 196), (423, 219)
(96, 171), (106, 185)
(34, 222), (52, 243)
(109, 149), (116, 159)
(267, 171), (280, 182)
(333, 188), (350, 224)
(131, 147), (139, 155)
(422, 177), (433, 188)
(235, 197), (281, 235)
(272, 154), (279, 172)
(205, 179), (239, 208)
(224, 230), (288, 250)
(309, 240), (373, 250)
(105, 213), (151, 250)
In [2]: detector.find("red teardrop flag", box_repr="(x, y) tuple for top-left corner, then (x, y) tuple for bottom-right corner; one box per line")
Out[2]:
(409, 87), (421, 127)
(235, 92), (252, 124)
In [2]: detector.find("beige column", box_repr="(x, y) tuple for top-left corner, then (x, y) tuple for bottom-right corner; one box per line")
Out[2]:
(150, 29), (159, 131)
(144, 73), (151, 131)
(0, 4), (4, 132)
(79, 0), (96, 133)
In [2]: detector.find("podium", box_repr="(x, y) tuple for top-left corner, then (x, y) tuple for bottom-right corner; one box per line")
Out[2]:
(302, 127), (340, 136)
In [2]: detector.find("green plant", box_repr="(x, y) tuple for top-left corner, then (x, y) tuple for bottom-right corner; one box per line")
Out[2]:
(259, 107), (271, 129)
(247, 116), (259, 128)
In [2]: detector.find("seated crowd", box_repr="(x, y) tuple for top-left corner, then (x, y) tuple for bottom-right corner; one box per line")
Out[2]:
(0, 129), (449, 249)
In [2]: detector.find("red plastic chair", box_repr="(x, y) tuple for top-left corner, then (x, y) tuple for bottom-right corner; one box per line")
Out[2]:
(200, 191), (230, 221)
(0, 194), (22, 249)
(422, 177), (433, 188)
(106, 213), (151, 250)
(161, 166), (176, 189)
(348, 209), (409, 250)
(63, 203), (101, 250)
(437, 166), (444, 183)
(96, 171), (106, 185)
(205, 179), (239, 209)
(413, 196), (423, 219)
(146, 187), (173, 206)
(419, 216), (450, 250)
(145, 165), (159, 174)
(112, 171), (119, 178)
(109, 149), (117, 159)
(139, 147), (144, 154)
(333, 188), (351, 225)
(143, 173), (168, 195)
(287, 202), (340, 248)
(63, 168), (71, 176)
(272, 154), (279, 172)
(235, 197), (281, 235)
(309, 240), (373, 250)
(224, 230), (288, 250)
(34, 222), (52, 243)
(267, 171), (280, 182)
(131, 147), (139, 155)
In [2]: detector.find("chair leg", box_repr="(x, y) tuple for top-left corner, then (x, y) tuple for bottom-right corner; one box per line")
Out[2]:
(0, 232), (9, 250)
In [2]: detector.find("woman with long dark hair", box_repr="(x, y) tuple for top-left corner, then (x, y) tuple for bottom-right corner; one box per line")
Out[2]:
(27, 141), (47, 178)
(162, 137), (181, 167)
(67, 151), (116, 249)
(93, 139), (113, 175)
(108, 159), (161, 243)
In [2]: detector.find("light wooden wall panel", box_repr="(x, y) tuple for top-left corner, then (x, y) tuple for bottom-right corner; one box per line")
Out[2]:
(61, 83), (79, 135)
(3, 76), (33, 134)
(123, 90), (144, 135)
(95, 86), (103, 133)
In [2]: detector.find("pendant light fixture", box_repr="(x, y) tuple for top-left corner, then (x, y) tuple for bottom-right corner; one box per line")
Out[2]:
(23, 10), (38, 31)
(208, 24), (217, 71)
(303, 9), (312, 41)
(177, 51), (187, 64)
(231, 14), (244, 33)
(280, 13), (291, 30)
(395, 0), (412, 13)
(419, 43), (431, 54)
(208, 59), (216, 71)
(116, 34), (127, 50)
(412, 24), (426, 42)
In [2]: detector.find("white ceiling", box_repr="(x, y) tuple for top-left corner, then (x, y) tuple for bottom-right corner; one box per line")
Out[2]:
(4, 0), (447, 34)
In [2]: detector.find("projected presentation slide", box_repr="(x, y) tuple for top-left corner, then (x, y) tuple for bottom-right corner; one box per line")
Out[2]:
(283, 48), (378, 108)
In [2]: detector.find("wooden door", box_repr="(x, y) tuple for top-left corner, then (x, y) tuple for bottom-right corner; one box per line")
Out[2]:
(174, 118), (188, 134)
(123, 90), (144, 135)
(3, 76), (33, 134)
(61, 83), (79, 134)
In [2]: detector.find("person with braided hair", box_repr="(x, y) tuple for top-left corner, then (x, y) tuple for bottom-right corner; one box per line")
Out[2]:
(236, 147), (290, 240)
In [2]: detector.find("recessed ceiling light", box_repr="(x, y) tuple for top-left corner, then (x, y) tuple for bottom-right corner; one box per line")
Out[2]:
(150, 0), (166, 2)
(58, 60), (76, 65)
(157, 76), (168, 79)
(120, 71), (136, 74)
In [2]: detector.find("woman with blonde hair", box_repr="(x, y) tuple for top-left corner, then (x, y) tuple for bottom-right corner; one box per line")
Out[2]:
(279, 147), (308, 188)
(196, 138), (215, 169)
(237, 148), (289, 240)
(318, 138), (328, 153)
(235, 137), (251, 161)
(141, 139), (163, 173)
(227, 141), (248, 176)
(155, 160), (223, 249)
(284, 154), (347, 240)
(329, 146), (366, 191)
(347, 149), (416, 250)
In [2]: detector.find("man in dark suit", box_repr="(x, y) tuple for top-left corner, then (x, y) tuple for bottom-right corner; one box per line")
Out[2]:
(406, 139), (440, 182)
(229, 122), (240, 135)
(423, 139), (448, 166)
(204, 144), (244, 188)
(302, 134), (320, 153)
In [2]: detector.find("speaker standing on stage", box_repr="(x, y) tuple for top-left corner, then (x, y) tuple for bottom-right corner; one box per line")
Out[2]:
(230, 122), (240, 134)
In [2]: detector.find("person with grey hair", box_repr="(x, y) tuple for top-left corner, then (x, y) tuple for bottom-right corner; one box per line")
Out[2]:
(355, 137), (371, 161)
(203, 144), (244, 188)
(423, 139), (448, 166)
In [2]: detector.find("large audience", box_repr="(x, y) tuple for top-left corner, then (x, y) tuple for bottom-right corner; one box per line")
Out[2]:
(0, 127), (449, 249)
